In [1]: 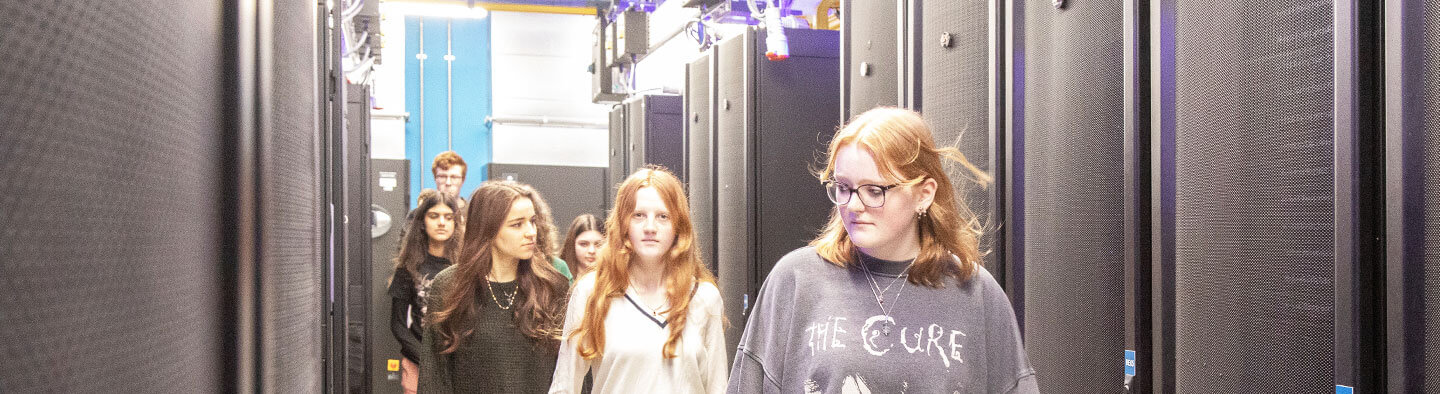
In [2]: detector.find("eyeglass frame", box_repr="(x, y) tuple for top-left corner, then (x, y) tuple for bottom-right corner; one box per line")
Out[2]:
(824, 180), (903, 208)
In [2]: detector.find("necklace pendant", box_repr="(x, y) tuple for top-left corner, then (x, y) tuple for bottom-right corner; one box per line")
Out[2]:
(882, 324), (891, 336)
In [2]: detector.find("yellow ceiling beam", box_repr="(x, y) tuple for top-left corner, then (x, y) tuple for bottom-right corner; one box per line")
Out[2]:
(476, 2), (597, 15)
(386, 0), (596, 16)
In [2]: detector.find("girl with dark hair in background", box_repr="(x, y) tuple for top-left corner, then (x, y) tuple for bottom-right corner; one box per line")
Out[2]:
(560, 214), (605, 280)
(419, 180), (572, 393)
(551, 166), (728, 393)
(728, 108), (1037, 393)
(387, 191), (461, 394)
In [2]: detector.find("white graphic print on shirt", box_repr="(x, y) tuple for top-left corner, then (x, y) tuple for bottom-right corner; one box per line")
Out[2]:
(805, 315), (968, 368)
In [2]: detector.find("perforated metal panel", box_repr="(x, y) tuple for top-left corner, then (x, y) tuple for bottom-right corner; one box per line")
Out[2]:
(261, 2), (324, 392)
(842, 0), (900, 117)
(608, 105), (627, 207)
(714, 31), (752, 365)
(0, 1), (227, 391)
(686, 54), (717, 274)
(714, 28), (840, 366)
(1172, 1), (1336, 392)
(1019, 0), (1127, 392)
(1424, 0), (1440, 389)
(626, 94), (685, 181)
(920, 0), (995, 275)
(344, 83), (374, 392)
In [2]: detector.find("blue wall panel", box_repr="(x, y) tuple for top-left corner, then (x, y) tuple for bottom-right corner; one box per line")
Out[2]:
(405, 15), (492, 202)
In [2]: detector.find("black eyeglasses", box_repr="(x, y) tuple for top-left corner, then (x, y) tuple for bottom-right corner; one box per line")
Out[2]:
(824, 181), (900, 208)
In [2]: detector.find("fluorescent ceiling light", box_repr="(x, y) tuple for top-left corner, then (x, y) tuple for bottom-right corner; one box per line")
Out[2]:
(382, 1), (489, 19)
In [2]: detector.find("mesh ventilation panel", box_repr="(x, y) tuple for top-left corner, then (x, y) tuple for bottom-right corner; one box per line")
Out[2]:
(1020, 0), (1128, 391)
(920, 0), (997, 275)
(1422, 0), (1440, 389)
(0, 1), (228, 391)
(1172, 1), (1336, 392)
(259, 2), (323, 392)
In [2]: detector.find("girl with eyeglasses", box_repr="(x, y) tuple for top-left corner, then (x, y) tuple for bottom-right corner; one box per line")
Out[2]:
(419, 180), (571, 393)
(550, 166), (728, 393)
(728, 107), (1038, 393)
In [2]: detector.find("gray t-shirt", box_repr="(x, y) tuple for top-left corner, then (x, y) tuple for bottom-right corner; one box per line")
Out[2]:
(728, 247), (1038, 393)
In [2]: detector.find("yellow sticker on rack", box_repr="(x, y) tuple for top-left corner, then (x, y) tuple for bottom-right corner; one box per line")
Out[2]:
(387, 359), (400, 371)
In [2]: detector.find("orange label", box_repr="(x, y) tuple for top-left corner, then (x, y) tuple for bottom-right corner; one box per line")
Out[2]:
(387, 359), (400, 372)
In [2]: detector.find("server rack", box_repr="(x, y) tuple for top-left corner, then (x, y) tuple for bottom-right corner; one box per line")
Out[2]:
(342, 83), (374, 393)
(1004, 1), (1136, 392)
(713, 27), (840, 362)
(1385, 0), (1437, 392)
(1149, 0), (1383, 392)
(841, 0), (905, 118)
(369, 159), (409, 392)
(625, 94), (686, 182)
(607, 105), (628, 208)
(686, 52), (719, 275)
(912, 0), (1007, 288)
(0, 0), (326, 391)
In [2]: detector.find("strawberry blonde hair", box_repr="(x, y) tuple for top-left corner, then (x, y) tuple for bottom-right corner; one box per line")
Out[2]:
(570, 165), (716, 359)
(811, 107), (991, 287)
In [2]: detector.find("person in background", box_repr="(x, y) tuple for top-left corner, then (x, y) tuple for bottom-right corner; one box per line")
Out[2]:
(387, 192), (461, 394)
(727, 107), (1037, 393)
(419, 180), (571, 393)
(433, 151), (468, 209)
(550, 166), (728, 393)
(560, 214), (605, 280)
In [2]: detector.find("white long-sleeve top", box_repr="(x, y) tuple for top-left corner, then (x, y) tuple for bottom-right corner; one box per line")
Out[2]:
(550, 273), (728, 394)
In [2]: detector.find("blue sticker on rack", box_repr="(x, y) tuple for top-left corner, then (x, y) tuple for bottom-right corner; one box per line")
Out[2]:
(1336, 385), (1353, 394)
(1124, 350), (1136, 376)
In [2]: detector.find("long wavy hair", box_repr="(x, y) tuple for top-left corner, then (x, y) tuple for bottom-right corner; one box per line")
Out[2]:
(560, 214), (604, 277)
(811, 107), (991, 287)
(570, 166), (716, 360)
(429, 180), (569, 354)
(531, 188), (562, 265)
(390, 192), (461, 286)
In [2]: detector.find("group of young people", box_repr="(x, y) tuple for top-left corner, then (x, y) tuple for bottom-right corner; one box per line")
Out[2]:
(386, 108), (1040, 393)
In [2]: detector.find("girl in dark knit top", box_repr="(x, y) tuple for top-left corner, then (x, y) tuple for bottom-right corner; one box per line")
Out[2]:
(387, 191), (461, 394)
(420, 180), (570, 393)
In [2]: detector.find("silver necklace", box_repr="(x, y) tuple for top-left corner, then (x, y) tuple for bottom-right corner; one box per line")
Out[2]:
(629, 280), (667, 316)
(485, 279), (518, 310)
(859, 259), (915, 336)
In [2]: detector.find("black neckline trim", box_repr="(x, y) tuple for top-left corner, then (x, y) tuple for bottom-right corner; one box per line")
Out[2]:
(623, 293), (668, 328)
(622, 282), (702, 329)
(856, 251), (916, 277)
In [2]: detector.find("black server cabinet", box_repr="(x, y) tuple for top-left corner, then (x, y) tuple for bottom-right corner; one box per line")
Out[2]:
(0, 1), (325, 391)
(686, 53), (719, 274)
(266, 2), (326, 392)
(1006, 1), (1137, 392)
(714, 27), (840, 361)
(625, 94), (686, 182)
(841, 0), (904, 118)
(608, 105), (628, 209)
(914, 0), (1006, 283)
(1386, 0), (1438, 392)
(0, 2), (235, 391)
(1151, 0), (1382, 392)
(370, 159), (410, 392)
(343, 83), (374, 393)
